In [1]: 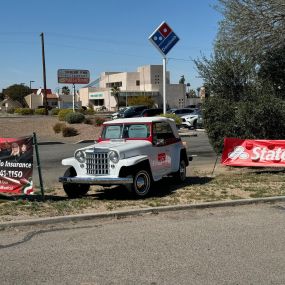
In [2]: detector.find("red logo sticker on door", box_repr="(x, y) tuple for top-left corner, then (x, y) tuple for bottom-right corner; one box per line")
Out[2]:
(158, 153), (166, 162)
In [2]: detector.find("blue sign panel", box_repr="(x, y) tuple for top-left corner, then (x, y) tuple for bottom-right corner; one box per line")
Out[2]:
(149, 21), (179, 56)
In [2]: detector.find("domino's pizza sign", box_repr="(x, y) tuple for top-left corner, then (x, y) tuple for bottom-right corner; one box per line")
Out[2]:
(149, 21), (179, 56)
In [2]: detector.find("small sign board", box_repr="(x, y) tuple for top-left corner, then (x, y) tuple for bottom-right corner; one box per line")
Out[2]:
(149, 21), (179, 56)
(58, 69), (90, 84)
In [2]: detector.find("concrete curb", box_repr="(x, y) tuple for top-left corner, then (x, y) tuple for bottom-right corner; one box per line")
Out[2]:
(1, 195), (285, 229)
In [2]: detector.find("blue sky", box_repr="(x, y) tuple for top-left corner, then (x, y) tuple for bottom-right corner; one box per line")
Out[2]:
(0, 0), (221, 93)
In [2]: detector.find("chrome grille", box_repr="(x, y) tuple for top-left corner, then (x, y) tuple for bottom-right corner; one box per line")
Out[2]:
(86, 151), (109, 175)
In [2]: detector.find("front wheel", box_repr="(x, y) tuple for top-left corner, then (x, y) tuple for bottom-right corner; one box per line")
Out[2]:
(62, 167), (90, 198)
(132, 169), (152, 198)
(174, 159), (187, 183)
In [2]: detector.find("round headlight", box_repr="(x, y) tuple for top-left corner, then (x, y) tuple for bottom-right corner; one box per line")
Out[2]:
(109, 150), (119, 163)
(75, 150), (86, 163)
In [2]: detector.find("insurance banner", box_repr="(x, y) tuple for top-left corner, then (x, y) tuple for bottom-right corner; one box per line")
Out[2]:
(222, 138), (285, 167)
(0, 136), (33, 195)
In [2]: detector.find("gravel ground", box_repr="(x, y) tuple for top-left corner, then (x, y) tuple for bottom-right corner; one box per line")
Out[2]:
(0, 115), (102, 143)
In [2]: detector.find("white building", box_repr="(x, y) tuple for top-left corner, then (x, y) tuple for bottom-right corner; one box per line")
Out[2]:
(79, 65), (187, 111)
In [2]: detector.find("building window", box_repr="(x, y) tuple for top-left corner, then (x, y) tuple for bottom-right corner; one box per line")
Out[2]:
(94, 99), (104, 106)
(106, 82), (122, 88)
(154, 74), (160, 84)
(136, 80), (140, 86)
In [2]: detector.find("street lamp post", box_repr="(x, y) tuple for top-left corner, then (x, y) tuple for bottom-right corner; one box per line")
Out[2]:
(29, 80), (35, 89)
(29, 81), (35, 109)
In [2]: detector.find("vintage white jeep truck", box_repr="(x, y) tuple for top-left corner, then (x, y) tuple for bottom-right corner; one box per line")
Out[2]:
(59, 117), (191, 198)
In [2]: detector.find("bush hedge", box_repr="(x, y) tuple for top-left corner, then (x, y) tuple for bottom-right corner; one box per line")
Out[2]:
(53, 122), (66, 134)
(58, 109), (73, 121)
(65, 112), (85, 124)
(62, 126), (79, 137)
(14, 108), (34, 115)
(34, 108), (46, 115)
(51, 108), (60, 116)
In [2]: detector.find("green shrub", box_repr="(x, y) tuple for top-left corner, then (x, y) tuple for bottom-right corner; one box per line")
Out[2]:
(53, 122), (66, 134)
(65, 112), (85, 124)
(34, 108), (46, 115)
(7, 108), (15, 114)
(78, 108), (95, 115)
(58, 109), (73, 121)
(160, 113), (182, 125)
(95, 117), (105, 126)
(51, 108), (60, 116)
(62, 126), (79, 137)
(14, 108), (34, 115)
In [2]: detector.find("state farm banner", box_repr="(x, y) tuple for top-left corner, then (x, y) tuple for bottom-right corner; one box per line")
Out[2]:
(222, 138), (285, 167)
(0, 136), (33, 195)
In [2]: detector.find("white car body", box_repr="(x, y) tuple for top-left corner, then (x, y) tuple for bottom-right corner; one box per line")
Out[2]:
(181, 114), (199, 128)
(59, 117), (190, 198)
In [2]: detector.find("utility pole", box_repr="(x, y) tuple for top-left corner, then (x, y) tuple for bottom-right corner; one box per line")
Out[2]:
(40, 32), (48, 115)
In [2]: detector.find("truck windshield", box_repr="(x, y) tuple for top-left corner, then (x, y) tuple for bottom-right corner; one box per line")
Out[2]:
(102, 124), (151, 139)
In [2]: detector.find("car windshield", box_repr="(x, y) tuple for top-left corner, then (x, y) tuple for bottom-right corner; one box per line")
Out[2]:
(101, 124), (151, 139)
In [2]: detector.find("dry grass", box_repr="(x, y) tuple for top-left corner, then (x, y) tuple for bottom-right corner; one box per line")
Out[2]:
(1, 169), (285, 223)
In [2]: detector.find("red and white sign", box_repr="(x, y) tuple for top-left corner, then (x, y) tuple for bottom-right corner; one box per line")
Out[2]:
(222, 138), (285, 167)
(0, 136), (34, 195)
(58, 69), (90, 84)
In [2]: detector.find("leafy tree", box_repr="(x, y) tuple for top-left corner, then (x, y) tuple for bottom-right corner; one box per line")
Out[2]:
(195, 0), (285, 153)
(62, 86), (70, 95)
(216, 0), (285, 59)
(195, 48), (285, 153)
(111, 86), (120, 110)
(236, 90), (285, 140)
(194, 49), (255, 102)
(0, 92), (5, 101)
(3, 84), (31, 106)
(179, 75), (185, 84)
(257, 45), (285, 98)
(202, 97), (239, 153)
(186, 89), (197, 98)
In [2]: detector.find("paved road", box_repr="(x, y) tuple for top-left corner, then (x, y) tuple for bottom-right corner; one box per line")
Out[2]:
(1, 202), (284, 284)
(34, 132), (217, 188)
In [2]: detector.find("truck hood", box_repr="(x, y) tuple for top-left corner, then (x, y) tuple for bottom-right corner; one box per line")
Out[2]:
(80, 140), (152, 159)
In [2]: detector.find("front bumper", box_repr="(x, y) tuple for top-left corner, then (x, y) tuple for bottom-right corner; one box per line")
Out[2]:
(59, 176), (133, 185)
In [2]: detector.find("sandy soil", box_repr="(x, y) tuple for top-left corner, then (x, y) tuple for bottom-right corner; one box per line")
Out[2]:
(0, 115), (102, 143)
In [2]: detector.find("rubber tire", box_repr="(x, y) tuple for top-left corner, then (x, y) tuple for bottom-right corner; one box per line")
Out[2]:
(62, 167), (90, 198)
(193, 120), (197, 129)
(132, 169), (152, 198)
(174, 159), (187, 183)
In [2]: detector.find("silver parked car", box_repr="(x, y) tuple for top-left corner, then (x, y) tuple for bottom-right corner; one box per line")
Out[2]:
(167, 108), (196, 117)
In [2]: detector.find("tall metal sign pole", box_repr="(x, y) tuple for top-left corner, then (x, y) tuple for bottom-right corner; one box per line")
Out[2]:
(149, 21), (179, 114)
(40, 32), (48, 115)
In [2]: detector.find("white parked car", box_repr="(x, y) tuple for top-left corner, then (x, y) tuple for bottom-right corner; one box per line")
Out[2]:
(181, 110), (202, 129)
(59, 117), (191, 198)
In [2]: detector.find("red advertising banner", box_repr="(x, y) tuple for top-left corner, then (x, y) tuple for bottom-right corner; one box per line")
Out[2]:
(0, 136), (33, 195)
(222, 138), (285, 167)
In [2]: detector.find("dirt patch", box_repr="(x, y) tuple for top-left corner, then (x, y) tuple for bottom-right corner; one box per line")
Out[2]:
(1, 115), (103, 143)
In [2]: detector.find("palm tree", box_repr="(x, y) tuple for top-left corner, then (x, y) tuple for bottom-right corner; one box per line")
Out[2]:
(111, 86), (120, 110)
(62, 86), (70, 95)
